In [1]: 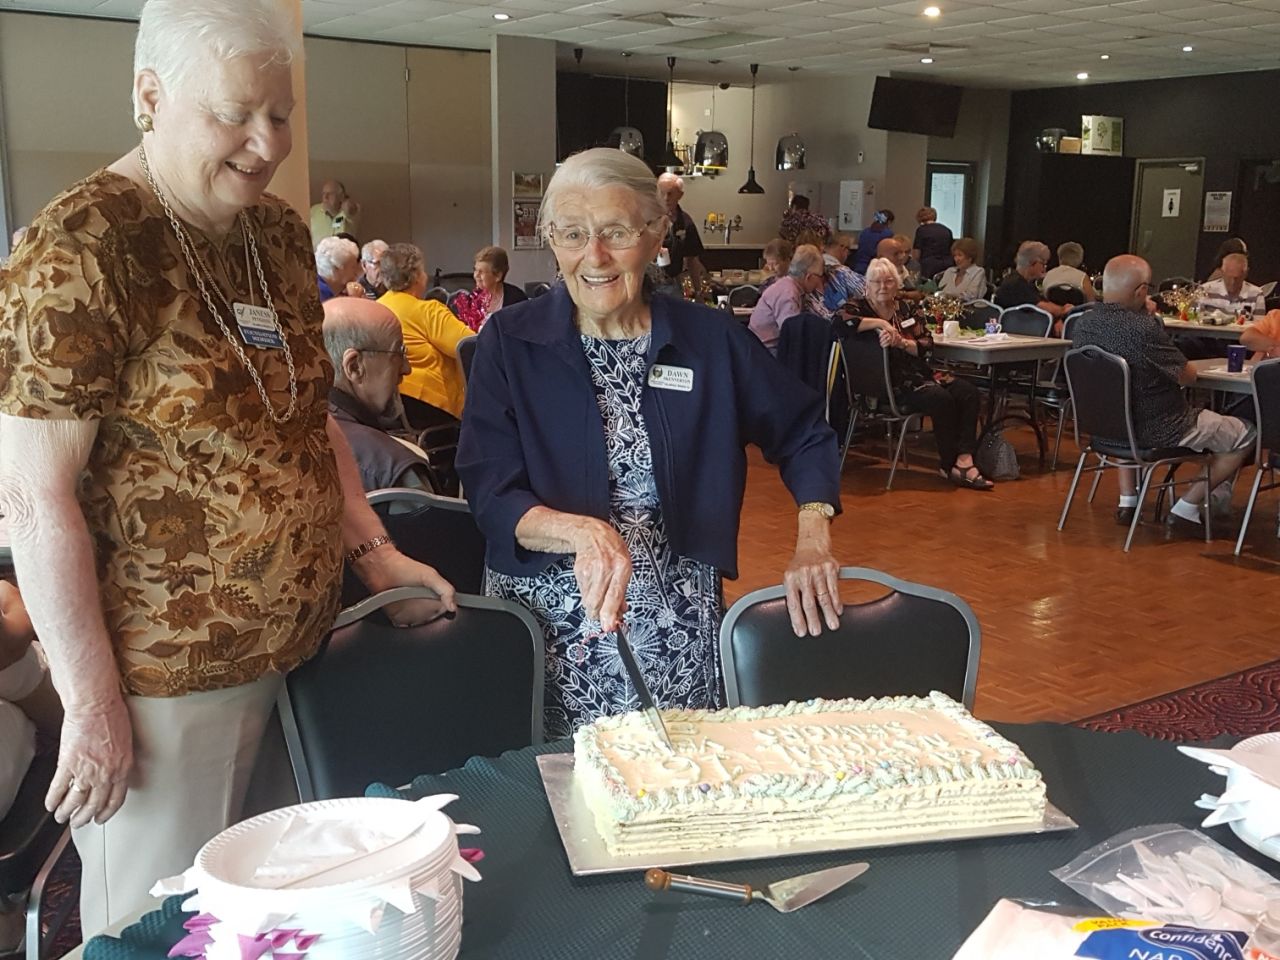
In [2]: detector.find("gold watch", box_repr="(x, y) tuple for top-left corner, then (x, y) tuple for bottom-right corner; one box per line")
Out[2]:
(798, 502), (836, 520)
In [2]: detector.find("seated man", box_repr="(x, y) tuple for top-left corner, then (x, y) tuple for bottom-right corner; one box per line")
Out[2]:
(359, 239), (389, 299)
(994, 240), (1071, 333)
(315, 236), (364, 303)
(323, 297), (436, 492)
(819, 233), (866, 316)
(1071, 254), (1253, 530)
(748, 245), (826, 355)
(1199, 253), (1265, 318)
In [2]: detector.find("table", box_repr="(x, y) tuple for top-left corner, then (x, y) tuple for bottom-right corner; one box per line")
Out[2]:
(76, 724), (1280, 960)
(931, 334), (1071, 465)
(1161, 317), (1251, 341)
(1192, 357), (1256, 395)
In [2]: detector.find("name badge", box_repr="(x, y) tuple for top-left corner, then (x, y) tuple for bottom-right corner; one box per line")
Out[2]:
(648, 364), (694, 392)
(900, 316), (916, 329)
(233, 302), (285, 349)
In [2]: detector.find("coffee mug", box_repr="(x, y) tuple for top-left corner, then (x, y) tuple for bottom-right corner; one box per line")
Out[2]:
(942, 320), (961, 339)
(984, 320), (1002, 335)
(1227, 344), (1248, 373)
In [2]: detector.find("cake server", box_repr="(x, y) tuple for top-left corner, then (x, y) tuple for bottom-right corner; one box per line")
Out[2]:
(644, 862), (869, 913)
(613, 628), (674, 751)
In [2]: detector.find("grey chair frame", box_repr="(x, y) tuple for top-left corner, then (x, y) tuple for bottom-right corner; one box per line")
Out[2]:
(367, 485), (470, 514)
(278, 586), (543, 803)
(423, 286), (450, 304)
(727, 284), (761, 308)
(1057, 346), (1213, 552)
(1235, 357), (1280, 556)
(838, 338), (926, 489)
(719, 566), (980, 710)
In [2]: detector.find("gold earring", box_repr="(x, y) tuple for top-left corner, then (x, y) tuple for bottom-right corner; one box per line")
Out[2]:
(136, 114), (154, 133)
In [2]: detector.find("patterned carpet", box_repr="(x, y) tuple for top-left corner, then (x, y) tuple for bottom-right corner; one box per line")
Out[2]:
(29, 657), (1280, 958)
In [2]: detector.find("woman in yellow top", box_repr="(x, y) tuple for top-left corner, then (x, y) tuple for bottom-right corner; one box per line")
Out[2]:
(377, 243), (472, 422)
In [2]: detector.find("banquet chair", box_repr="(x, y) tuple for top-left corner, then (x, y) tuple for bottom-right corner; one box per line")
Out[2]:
(1039, 308), (1093, 469)
(457, 334), (478, 384)
(961, 300), (999, 330)
(279, 586), (543, 801)
(837, 332), (925, 487)
(524, 281), (551, 298)
(423, 286), (449, 305)
(720, 566), (979, 710)
(0, 747), (72, 960)
(1045, 283), (1086, 307)
(1058, 346), (1214, 552)
(998, 304), (1054, 337)
(1235, 358), (1280, 556)
(728, 284), (761, 309)
(776, 312), (835, 398)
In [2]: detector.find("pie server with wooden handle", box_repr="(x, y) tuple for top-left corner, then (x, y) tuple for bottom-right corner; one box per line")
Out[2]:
(644, 862), (869, 913)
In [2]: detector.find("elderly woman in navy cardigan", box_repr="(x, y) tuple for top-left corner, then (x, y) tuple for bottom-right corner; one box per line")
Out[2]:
(457, 149), (844, 738)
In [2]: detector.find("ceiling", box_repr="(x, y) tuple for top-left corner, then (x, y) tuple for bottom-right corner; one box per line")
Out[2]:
(4, 0), (1280, 88)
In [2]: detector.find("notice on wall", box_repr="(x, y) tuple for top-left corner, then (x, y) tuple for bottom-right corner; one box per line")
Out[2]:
(1162, 189), (1181, 218)
(1203, 191), (1232, 232)
(513, 172), (545, 249)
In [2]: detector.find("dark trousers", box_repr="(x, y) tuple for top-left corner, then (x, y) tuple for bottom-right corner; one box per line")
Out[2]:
(902, 377), (981, 470)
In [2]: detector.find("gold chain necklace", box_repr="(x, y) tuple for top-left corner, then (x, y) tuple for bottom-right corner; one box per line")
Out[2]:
(138, 144), (298, 424)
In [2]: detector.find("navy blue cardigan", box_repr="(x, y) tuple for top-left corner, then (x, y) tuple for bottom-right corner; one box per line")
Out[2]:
(456, 286), (841, 578)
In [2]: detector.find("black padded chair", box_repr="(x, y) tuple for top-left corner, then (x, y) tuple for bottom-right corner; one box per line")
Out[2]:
(457, 334), (478, 384)
(728, 284), (761, 309)
(776, 312), (835, 399)
(1058, 346), (1216, 552)
(1045, 283), (1086, 307)
(719, 566), (979, 709)
(340, 488), (487, 608)
(423, 286), (449, 305)
(1235, 358), (1280, 556)
(998, 303), (1054, 337)
(524, 281), (551, 299)
(279, 586), (543, 800)
(836, 332), (924, 488)
(1039, 307), (1094, 469)
(960, 299), (1000, 330)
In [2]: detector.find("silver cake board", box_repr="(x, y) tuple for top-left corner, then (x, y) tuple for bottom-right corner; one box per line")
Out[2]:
(537, 753), (1078, 876)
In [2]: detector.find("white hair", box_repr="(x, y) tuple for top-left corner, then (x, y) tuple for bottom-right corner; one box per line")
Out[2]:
(864, 257), (900, 285)
(315, 236), (359, 280)
(1015, 240), (1050, 270)
(788, 245), (824, 280)
(132, 0), (300, 114)
(541, 148), (667, 236)
(361, 239), (388, 264)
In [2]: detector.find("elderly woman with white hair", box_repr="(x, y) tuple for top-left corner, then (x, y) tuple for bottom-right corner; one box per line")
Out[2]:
(842, 258), (993, 490)
(0, 0), (456, 933)
(457, 148), (844, 739)
(314, 234), (363, 302)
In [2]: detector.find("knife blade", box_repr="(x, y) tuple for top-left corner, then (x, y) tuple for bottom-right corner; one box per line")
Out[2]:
(613, 628), (674, 751)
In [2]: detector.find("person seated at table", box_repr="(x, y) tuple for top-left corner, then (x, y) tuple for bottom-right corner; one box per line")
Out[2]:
(323, 297), (437, 492)
(852, 209), (894, 274)
(358, 239), (388, 299)
(877, 236), (925, 303)
(748, 244), (826, 355)
(315, 235), (364, 303)
(457, 147), (844, 739)
(1240, 308), (1280, 359)
(819, 233), (866, 315)
(1072, 255), (1253, 530)
(839, 258), (992, 490)
(760, 237), (793, 292)
(1042, 241), (1096, 304)
(472, 245), (528, 324)
(913, 206), (954, 282)
(1198, 253), (1265, 318)
(994, 240), (1071, 333)
(937, 237), (987, 301)
(1204, 237), (1248, 283)
(377, 242), (472, 425)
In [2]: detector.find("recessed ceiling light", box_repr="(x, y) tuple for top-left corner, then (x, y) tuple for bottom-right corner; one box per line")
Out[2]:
(1182, 44), (1193, 52)
(1076, 72), (1089, 79)
(1100, 54), (1110, 60)
(920, 57), (934, 64)
(493, 12), (511, 20)
(923, 5), (941, 16)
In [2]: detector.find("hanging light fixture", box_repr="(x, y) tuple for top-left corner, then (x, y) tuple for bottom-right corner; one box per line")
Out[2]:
(661, 56), (683, 169)
(611, 70), (644, 159)
(775, 132), (806, 171)
(694, 82), (729, 169)
(738, 63), (764, 194)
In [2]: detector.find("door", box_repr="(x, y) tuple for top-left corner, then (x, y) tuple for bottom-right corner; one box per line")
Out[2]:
(1131, 158), (1204, 284)
(926, 161), (973, 237)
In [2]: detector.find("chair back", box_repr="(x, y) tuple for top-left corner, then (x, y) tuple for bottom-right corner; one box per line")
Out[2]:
(0, 750), (63, 897)
(839, 330), (895, 405)
(775, 312), (833, 396)
(457, 334), (478, 384)
(423, 286), (449, 305)
(728, 284), (761, 308)
(1063, 346), (1139, 457)
(1158, 276), (1194, 292)
(962, 301), (1000, 330)
(280, 587), (543, 800)
(720, 567), (980, 709)
(1251, 358), (1280, 459)
(1045, 283), (1086, 307)
(999, 303), (1054, 337)
(524, 281), (551, 298)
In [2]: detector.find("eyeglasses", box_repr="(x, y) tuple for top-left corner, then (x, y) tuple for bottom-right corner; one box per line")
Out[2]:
(545, 220), (660, 251)
(360, 345), (408, 359)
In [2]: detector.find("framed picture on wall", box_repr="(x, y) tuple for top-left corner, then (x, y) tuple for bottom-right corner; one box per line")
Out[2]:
(513, 200), (542, 249)
(513, 172), (544, 199)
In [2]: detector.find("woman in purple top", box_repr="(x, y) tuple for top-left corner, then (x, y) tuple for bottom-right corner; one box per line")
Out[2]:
(748, 245), (826, 355)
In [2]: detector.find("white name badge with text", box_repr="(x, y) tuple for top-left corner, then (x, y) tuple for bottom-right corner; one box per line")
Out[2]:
(648, 364), (694, 392)
(233, 302), (285, 349)
(900, 316), (916, 329)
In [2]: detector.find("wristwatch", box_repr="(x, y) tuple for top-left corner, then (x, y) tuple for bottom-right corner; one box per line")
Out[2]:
(798, 502), (836, 520)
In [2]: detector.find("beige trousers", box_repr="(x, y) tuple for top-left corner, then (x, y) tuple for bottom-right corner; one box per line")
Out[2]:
(72, 673), (286, 937)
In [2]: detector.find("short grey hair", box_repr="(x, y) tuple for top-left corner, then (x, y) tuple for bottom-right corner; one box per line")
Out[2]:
(315, 236), (358, 281)
(1016, 240), (1050, 270)
(864, 257), (900, 285)
(1057, 242), (1084, 268)
(379, 243), (425, 292)
(361, 239), (388, 264)
(132, 0), (300, 114)
(788, 245), (824, 280)
(540, 148), (667, 238)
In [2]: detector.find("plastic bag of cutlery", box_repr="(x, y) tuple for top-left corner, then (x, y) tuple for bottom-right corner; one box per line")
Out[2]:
(1052, 823), (1280, 936)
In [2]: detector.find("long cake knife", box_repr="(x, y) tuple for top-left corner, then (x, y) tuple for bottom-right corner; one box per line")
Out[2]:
(613, 628), (674, 751)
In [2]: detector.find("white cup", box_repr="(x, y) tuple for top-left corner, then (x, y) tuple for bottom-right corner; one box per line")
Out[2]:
(716, 295), (730, 308)
(942, 320), (960, 339)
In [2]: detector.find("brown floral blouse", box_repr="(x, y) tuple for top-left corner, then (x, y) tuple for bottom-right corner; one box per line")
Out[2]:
(0, 169), (344, 697)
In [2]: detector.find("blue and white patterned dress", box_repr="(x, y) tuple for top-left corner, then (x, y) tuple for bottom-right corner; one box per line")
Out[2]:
(485, 333), (724, 739)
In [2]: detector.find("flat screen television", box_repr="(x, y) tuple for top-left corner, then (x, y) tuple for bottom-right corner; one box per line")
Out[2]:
(867, 76), (963, 138)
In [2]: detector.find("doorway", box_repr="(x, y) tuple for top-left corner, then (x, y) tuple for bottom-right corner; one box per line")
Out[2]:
(926, 161), (973, 238)
(1131, 158), (1205, 284)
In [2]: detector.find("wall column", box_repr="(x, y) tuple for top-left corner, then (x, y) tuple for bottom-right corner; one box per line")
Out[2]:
(490, 34), (557, 286)
(267, 0), (310, 218)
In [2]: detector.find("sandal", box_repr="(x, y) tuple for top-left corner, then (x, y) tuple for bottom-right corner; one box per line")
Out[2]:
(948, 464), (995, 490)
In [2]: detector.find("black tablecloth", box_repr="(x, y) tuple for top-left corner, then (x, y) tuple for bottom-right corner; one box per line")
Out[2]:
(410, 723), (1276, 960)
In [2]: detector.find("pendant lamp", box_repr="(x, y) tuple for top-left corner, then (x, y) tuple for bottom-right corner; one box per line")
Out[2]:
(738, 63), (764, 194)
(775, 133), (806, 171)
(661, 57), (683, 169)
(612, 71), (644, 159)
(694, 83), (729, 169)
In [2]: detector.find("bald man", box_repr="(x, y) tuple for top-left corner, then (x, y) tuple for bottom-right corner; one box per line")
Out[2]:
(656, 172), (707, 298)
(1071, 254), (1252, 531)
(1199, 253), (1265, 318)
(310, 178), (361, 242)
(323, 298), (436, 492)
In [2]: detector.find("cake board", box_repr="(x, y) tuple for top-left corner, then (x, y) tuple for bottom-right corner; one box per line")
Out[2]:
(536, 753), (1078, 876)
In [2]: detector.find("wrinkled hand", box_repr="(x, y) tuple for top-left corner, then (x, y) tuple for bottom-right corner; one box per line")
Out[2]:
(368, 549), (459, 626)
(783, 541), (842, 638)
(0, 580), (35, 670)
(340, 197), (360, 218)
(571, 518), (631, 633)
(878, 327), (905, 350)
(48, 696), (133, 827)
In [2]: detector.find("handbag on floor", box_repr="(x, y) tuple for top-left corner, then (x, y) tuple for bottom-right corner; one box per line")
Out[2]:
(975, 430), (1020, 481)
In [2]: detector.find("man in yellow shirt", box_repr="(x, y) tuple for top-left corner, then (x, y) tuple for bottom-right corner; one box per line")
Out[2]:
(309, 179), (360, 241)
